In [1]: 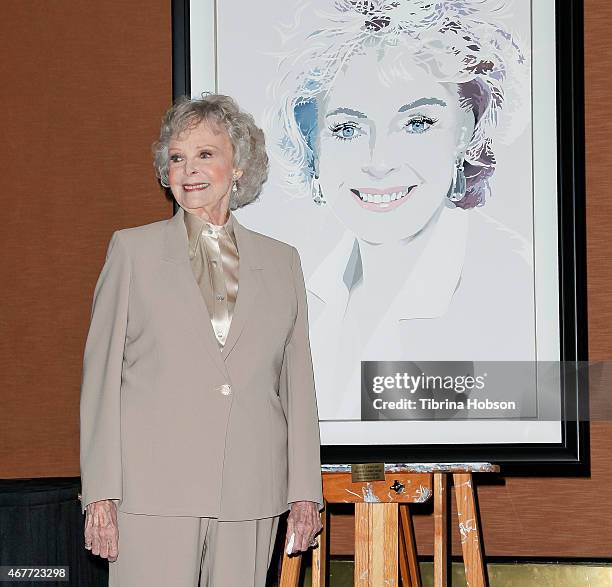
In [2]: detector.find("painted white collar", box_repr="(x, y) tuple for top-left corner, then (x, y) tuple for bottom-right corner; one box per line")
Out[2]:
(306, 205), (470, 321)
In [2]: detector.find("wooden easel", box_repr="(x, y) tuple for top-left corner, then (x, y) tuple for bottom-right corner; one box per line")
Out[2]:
(279, 463), (498, 587)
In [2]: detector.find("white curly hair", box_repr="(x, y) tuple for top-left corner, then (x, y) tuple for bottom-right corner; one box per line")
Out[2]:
(154, 94), (269, 210)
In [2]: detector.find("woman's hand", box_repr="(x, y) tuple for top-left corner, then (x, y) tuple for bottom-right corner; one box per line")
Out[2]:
(285, 501), (323, 555)
(84, 499), (119, 562)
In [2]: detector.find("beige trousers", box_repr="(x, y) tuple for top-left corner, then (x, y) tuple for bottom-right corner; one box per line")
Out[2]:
(108, 510), (280, 587)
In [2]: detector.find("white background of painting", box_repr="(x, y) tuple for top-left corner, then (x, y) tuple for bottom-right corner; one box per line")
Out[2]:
(189, 0), (561, 445)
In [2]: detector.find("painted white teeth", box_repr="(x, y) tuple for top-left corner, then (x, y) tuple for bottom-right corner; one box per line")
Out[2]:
(355, 189), (411, 203)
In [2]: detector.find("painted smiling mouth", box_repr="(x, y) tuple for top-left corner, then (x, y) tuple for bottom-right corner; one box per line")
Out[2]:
(183, 183), (210, 191)
(350, 186), (416, 204)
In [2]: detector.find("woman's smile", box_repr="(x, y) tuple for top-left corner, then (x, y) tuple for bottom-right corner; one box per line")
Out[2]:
(349, 185), (418, 212)
(182, 182), (210, 192)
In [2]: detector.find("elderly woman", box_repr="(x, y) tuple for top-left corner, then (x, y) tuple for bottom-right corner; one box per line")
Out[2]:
(80, 95), (323, 586)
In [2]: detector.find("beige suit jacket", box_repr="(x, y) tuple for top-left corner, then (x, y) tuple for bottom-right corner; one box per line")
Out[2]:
(79, 207), (323, 521)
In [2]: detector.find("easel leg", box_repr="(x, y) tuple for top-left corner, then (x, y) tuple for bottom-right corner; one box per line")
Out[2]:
(354, 503), (398, 586)
(311, 505), (327, 587)
(433, 473), (448, 587)
(399, 504), (422, 587)
(280, 546), (302, 587)
(399, 520), (411, 587)
(453, 473), (486, 587)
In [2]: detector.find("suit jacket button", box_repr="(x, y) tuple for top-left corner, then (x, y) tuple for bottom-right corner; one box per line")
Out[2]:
(219, 384), (232, 396)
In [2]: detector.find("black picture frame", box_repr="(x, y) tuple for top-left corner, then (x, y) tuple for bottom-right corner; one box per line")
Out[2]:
(171, 0), (589, 473)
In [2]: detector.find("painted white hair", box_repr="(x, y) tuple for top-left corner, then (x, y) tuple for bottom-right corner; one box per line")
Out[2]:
(267, 0), (527, 208)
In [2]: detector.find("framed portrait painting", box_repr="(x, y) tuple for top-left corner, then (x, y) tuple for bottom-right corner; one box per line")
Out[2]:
(172, 0), (588, 470)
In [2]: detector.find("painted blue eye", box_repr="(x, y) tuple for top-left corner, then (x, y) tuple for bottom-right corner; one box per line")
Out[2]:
(405, 116), (437, 134)
(329, 122), (362, 141)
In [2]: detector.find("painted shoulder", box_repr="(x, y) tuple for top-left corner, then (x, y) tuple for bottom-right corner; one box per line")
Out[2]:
(468, 208), (533, 269)
(242, 224), (295, 263)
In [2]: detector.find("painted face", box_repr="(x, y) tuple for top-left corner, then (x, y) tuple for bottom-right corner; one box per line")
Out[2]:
(317, 51), (475, 243)
(168, 119), (241, 218)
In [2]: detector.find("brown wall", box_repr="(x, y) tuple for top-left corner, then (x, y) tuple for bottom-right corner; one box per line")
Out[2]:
(0, 1), (172, 477)
(1, 0), (611, 558)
